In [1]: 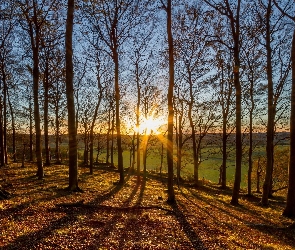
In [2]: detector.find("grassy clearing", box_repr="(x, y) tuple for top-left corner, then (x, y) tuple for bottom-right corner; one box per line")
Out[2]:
(85, 143), (285, 188)
(0, 162), (294, 249)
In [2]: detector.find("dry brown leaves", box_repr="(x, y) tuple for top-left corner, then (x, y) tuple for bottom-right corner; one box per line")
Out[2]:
(0, 163), (294, 250)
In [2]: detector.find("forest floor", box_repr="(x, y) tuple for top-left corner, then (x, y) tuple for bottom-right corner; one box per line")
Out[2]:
(0, 163), (295, 250)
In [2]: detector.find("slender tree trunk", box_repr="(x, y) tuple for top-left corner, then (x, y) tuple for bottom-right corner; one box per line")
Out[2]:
(230, 0), (242, 205)
(89, 138), (94, 174)
(32, 42), (43, 179)
(187, 68), (198, 186)
(132, 132), (135, 172)
(65, 0), (78, 191)
(44, 58), (50, 166)
(111, 111), (114, 167)
(83, 129), (88, 165)
(220, 65), (228, 189)
(106, 109), (111, 164)
(27, 2), (44, 178)
(283, 29), (295, 217)
(136, 60), (141, 177)
(55, 104), (60, 164)
(89, 79), (102, 174)
(7, 89), (16, 162)
(177, 112), (183, 185)
(262, 0), (274, 206)
(143, 132), (148, 178)
(0, 97), (4, 167)
(29, 98), (33, 162)
(113, 49), (124, 183)
(231, 56), (242, 205)
(2, 68), (7, 166)
(166, 0), (175, 202)
(248, 84), (254, 196)
(221, 114), (227, 188)
(257, 158), (262, 193)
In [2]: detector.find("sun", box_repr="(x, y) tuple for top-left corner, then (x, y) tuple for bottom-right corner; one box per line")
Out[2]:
(138, 115), (165, 135)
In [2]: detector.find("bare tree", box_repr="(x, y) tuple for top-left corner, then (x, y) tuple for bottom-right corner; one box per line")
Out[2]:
(65, 0), (79, 191)
(203, 0), (243, 205)
(160, 0), (175, 203)
(273, 0), (295, 217)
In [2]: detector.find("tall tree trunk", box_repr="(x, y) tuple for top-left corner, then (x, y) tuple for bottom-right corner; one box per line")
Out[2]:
(136, 60), (141, 177)
(230, 0), (242, 205)
(26, 1), (44, 179)
(248, 79), (254, 196)
(7, 88), (16, 162)
(89, 75), (102, 174)
(0, 97), (4, 167)
(166, 0), (175, 203)
(83, 128), (88, 165)
(106, 108), (111, 164)
(113, 49), (124, 183)
(177, 112), (183, 185)
(187, 67), (198, 186)
(132, 132), (136, 172)
(143, 132), (148, 178)
(283, 29), (295, 217)
(44, 58), (50, 166)
(89, 137), (94, 174)
(2, 68), (7, 166)
(55, 103), (61, 164)
(111, 111), (114, 167)
(65, 0), (78, 191)
(220, 64), (228, 189)
(262, 0), (274, 206)
(32, 40), (43, 179)
(29, 98), (33, 162)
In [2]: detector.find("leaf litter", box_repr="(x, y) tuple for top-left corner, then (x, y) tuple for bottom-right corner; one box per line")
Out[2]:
(0, 163), (294, 249)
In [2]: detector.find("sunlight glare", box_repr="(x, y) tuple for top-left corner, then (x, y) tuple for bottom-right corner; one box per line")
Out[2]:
(139, 115), (165, 135)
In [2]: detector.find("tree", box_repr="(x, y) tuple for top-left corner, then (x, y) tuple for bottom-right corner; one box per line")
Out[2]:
(65, 0), (79, 191)
(174, 3), (215, 186)
(273, 0), (295, 217)
(215, 49), (235, 189)
(240, 12), (265, 196)
(255, 0), (291, 206)
(39, 8), (64, 166)
(161, 0), (175, 203)
(0, 1), (15, 167)
(84, 0), (142, 184)
(18, 0), (56, 178)
(204, 0), (243, 205)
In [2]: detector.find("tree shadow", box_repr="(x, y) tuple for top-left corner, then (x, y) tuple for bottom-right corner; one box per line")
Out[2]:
(168, 201), (207, 250)
(1, 210), (77, 250)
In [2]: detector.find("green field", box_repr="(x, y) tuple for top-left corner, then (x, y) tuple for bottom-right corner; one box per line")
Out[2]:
(76, 143), (289, 188)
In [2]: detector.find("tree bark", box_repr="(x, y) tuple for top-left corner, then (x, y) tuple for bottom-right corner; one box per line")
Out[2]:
(230, 1), (242, 205)
(166, 0), (175, 203)
(7, 88), (16, 162)
(283, 29), (295, 217)
(113, 49), (124, 183)
(262, 0), (275, 206)
(65, 0), (78, 191)
(31, 31), (43, 179)
(29, 98), (33, 162)
(2, 67), (7, 166)
(43, 57), (50, 166)
(0, 96), (4, 167)
(136, 60), (141, 177)
(89, 67), (103, 174)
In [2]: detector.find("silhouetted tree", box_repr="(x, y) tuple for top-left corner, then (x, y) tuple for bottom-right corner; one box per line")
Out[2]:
(65, 0), (79, 191)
